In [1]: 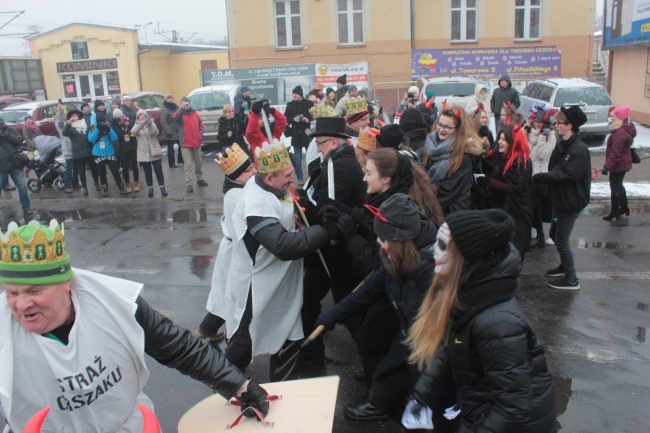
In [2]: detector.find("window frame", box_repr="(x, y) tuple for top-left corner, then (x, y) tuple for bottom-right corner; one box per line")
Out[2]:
(514, 0), (542, 41)
(274, 0), (302, 49)
(451, 0), (478, 43)
(337, 0), (365, 46)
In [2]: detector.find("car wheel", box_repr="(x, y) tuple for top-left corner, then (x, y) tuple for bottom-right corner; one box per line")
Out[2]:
(27, 178), (41, 193)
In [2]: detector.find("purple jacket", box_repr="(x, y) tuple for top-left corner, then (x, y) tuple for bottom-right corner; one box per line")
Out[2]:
(604, 122), (636, 173)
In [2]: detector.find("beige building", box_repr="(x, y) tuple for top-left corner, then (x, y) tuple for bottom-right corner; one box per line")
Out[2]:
(28, 23), (229, 101)
(226, 0), (596, 107)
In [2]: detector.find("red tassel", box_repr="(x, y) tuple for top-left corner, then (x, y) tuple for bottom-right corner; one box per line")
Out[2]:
(454, 108), (462, 118)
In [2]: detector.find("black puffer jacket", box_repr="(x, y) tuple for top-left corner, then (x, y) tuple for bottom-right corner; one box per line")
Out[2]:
(284, 98), (314, 148)
(217, 114), (249, 155)
(490, 74), (521, 117)
(533, 133), (591, 216)
(135, 296), (247, 399)
(62, 123), (92, 159)
(0, 126), (24, 172)
(414, 247), (556, 433)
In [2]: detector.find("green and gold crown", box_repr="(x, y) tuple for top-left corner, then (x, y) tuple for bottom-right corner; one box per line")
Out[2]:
(344, 97), (368, 118)
(0, 220), (73, 285)
(309, 103), (337, 119)
(255, 139), (292, 174)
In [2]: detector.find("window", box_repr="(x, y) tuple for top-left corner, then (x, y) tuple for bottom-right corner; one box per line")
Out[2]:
(515, 0), (541, 40)
(338, 0), (364, 45)
(451, 0), (477, 42)
(554, 87), (612, 107)
(521, 82), (553, 103)
(275, 0), (301, 48)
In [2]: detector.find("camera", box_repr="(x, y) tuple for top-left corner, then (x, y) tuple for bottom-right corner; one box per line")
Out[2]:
(407, 92), (415, 99)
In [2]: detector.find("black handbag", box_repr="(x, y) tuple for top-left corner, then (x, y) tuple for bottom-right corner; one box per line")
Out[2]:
(11, 150), (29, 169)
(631, 147), (641, 164)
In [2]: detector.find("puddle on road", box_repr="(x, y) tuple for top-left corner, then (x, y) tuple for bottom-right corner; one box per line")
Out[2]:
(637, 302), (649, 312)
(571, 239), (635, 249)
(38, 209), (90, 223)
(637, 327), (647, 344)
(168, 208), (221, 223)
(189, 255), (213, 280)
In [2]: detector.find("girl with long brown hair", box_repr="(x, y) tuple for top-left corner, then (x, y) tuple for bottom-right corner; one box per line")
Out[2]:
(407, 209), (556, 432)
(315, 194), (438, 422)
(422, 106), (484, 215)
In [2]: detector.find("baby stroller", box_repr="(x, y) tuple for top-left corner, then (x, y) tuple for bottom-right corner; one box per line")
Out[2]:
(25, 135), (66, 192)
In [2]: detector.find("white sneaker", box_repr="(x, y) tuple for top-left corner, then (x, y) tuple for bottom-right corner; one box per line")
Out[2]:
(546, 238), (555, 245)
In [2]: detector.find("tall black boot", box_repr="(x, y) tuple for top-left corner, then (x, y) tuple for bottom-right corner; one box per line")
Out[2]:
(619, 190), (630, 216)
(101, 184), (109, 197)
(603, 193), (620, 220)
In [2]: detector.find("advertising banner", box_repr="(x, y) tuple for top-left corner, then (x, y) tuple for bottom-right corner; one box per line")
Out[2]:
(411, 46), (561, 80)
(604, 0), (650, 48)
(315, 61), (370, 89)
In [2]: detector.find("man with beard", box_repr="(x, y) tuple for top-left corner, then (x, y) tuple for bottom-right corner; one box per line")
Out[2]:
(160, 94), (183, 168)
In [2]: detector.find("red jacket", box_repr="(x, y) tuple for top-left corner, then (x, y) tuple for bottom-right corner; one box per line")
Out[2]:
(245, 110), (287, 162)
(604, 121), (636, 173)
(173, 108), (204, 148)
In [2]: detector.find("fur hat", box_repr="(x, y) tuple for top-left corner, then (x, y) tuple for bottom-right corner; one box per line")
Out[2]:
(66, 110), (83, 121)
(292, 85), (304, 97)
(611, 106), (630, 121)
(373, 193), (422, 242)
(445, 209), (514, 263)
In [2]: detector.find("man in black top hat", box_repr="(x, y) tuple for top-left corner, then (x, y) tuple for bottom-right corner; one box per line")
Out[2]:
(533, 105), (590, 291)
(284, 85), (313, 184)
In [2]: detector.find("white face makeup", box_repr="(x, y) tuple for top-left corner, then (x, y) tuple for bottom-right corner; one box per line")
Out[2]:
(434, 223), (451, 275)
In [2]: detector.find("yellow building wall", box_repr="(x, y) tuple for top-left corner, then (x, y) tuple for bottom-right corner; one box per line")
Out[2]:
(29, 25), (140, 99)
(227, 0), (594, 86)
(167, 51), (230, 97)
(609, 48), (650, 125)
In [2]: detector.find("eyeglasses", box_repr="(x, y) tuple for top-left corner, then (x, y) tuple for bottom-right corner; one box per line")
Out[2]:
(436, 123), (457, 131)
(316, 138), (333, 147)
(555, 121), (568, 126)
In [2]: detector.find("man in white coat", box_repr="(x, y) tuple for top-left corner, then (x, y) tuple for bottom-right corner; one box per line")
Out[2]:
(0, 220), (269, 433)
(224, 139), (340, 382)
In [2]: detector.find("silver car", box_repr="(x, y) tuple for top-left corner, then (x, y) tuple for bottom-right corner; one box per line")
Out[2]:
(187, 84), (240, 145)
(415, 75), (487, 113)
(519, 78), (612, 139)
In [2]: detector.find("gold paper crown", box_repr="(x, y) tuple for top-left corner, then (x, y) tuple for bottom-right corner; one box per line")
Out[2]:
(357, 128), (377, 153)
(255, 139), (292, 174)
(215, 144), (249, 176)
(309, 103), (336, 119)
(344, 97), (368, 118)
(1, 220), (67, 265)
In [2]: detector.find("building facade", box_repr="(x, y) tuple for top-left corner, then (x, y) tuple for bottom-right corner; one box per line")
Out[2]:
(226, 0), (595, 111)
(28, 23), (229, 101)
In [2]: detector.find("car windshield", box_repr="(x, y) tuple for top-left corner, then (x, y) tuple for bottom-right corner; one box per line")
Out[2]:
(188, 92), (230, 110)
(425, 82), (475, 97)
(555, 87), (612, 107)
(0, 109), (32, 123)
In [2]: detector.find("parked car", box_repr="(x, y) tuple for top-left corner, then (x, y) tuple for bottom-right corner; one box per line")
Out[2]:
(188, 84), (240, 146)
(0, 99), (84, 137)
(0, 96), (30, 110)
(519, 78), (613, 139)
(98, 92), (165, 131)
(415, 75), (486, 113)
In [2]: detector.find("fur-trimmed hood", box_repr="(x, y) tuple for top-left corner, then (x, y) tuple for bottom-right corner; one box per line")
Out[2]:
(465, 136), (485, 157)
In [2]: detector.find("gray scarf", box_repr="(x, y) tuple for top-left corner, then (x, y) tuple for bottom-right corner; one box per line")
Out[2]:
(425, 131), (455, 182)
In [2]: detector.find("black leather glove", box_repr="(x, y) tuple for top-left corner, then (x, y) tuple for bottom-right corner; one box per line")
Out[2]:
(322, 221), (340, 240)
(327, 198), (352, 215)
(475, 175), (489, 188)
(318, 205), (340, 223)
(601, 168), (609, 176)
(337, 213), (358, 239)
(236, 379), (269, 419)
(251, 100), (264, 115)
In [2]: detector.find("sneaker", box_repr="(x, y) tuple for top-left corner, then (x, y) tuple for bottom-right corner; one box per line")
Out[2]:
(545, 238), (555, 245)
(187, 185), (194, 193)
(547, 277), (580, 290)
(197, 179), (209, 187)
(545, 265), (565, 277)
(3, 185), (16, 191)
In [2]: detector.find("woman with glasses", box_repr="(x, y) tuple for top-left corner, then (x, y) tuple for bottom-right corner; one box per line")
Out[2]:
(315, 194), (439, 424)
(423, 107), (483, 215)
(217, 104), (250, 156)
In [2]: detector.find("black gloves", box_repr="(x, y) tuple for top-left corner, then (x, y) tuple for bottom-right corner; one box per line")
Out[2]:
(262, 100), (274, 114)
(327, 198), (352, 215)
(315, 308), (339, 332)
(337, 213), (358, 239)
(321, 221), (340, 240)
(236, 379), (269, 419)
(475, 175), (489, 188)
(251, 100), (265, 115)
(601, 168), (609, 176)
(318, 205), (340, 223)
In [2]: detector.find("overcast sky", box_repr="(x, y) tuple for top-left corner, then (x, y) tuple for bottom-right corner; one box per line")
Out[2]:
(0, 0), (228, 56)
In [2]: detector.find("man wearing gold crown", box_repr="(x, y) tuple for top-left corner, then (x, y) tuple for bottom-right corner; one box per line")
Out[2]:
(223, 139), (340, 382)
(195, 144), (256, 341)
(343, 96), (371, 147)
(334, 84), (358, 117)
(0, 220), (270, 432)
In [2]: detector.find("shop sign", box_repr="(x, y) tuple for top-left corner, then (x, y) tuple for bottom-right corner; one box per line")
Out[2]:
(411, 46), (561, 79)
(604, 0), (650, 48)
(315, 62), (369, 89)
(202, 63), (314, 83)
(57, 58), (118, 73)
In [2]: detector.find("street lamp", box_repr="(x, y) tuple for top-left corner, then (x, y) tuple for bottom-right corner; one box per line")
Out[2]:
(136, 22), (153, 43)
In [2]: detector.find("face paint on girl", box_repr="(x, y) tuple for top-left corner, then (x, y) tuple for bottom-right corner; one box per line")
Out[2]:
(434, 223), (451, 275)
(377, 237), (390, 258)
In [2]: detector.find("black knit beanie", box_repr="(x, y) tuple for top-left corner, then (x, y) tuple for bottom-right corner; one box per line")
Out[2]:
(292, 85), (303, 97)
(374, 193), (422, 242)
(445, 209), (514, 262)
(400, 108), (428, 132)
(336, 74), (347, 85)
(376, 124), (404, 149)
(94, 99), (105, 110)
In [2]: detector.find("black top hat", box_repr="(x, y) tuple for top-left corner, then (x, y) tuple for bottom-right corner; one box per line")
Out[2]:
(311, 117), (351, 139)
(66, 109), (84, 121)
(560, 106), (588, 132)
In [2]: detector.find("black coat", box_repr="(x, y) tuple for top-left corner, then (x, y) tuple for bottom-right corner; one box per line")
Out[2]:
(217, 114), (249, 154)
(533, 133), (591, 216)
(414, 247), (556, 433)
(283, 98), (314, 148)
(490, 74), (521, 117)
(62, 123), (92, 159)
(0, 127), (24, 172)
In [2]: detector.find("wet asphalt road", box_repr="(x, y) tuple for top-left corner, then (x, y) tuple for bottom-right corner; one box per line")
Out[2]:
(1, 153), (649, 433)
